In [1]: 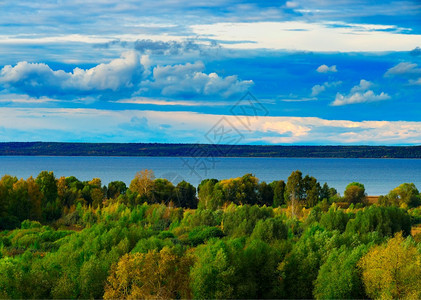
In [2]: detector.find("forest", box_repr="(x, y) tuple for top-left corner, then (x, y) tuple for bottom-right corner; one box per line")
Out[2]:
(0, 169), (421, 299)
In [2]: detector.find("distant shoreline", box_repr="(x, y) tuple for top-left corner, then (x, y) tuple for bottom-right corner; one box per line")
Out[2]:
(1, 142), (421, 158)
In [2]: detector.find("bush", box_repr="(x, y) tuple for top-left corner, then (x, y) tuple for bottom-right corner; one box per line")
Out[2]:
(250, 218), (288, 243)
(346, 206), (411, 237)
(188, 226), (224, 246)
(21, 220), (42, 229)
(320, 207), (350, 232)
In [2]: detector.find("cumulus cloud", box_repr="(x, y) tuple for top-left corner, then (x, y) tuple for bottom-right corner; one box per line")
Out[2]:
(350, 79), (371, 93)
(316, 64), (337, 73)
(0, 51), (145, 98)
(311, 81), (341, 96)
(142, 61), (253, 98)
(332, 79), (390, 106)
(0, 51), (252, 100)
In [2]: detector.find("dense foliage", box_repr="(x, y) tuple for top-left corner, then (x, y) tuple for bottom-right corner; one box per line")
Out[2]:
(0, 169), (420, 299)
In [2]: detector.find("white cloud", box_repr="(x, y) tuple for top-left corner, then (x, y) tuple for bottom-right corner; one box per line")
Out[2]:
(142, 61), (253, 98)
(191, 21), (421, 52)
(333, 91), (390, 106)
(0, 51), (145, 97)
(385, 62), (421, 86)
(116, 97), (230, 106)
(0, 93), (59, 103)
(311, 85), (326, 96)
(0, 52), (252, 100)
(350, 79), (371, 93)
(285, 1), (299, 9)
(385, 62), (421, 77)
(332, 79), (390, 106)
(316, 64), (337, 73)
(311, 81), (341, 96)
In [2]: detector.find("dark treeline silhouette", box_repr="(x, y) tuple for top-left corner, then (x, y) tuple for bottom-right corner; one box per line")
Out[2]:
(1, 142), (421, 158)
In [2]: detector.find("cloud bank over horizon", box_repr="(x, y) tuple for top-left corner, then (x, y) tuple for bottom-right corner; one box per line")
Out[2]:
(0, 107), (420, 145)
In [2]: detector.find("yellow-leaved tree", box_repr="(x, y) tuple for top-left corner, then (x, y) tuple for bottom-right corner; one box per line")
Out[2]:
(103, 247), (194, 299)
(129, 169), (155, 197)
(358, 233), (421, 299)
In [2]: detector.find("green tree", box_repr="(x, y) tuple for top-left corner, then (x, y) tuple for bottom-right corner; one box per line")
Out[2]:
(250, 217), (288, 243)
(381, 183), (421, 208)
(9, 179), (31, 222)
(319, 182), (330, 201)
(107, 181), (127, 199)
(257, 181), (274, 206)
(285, 170), (304, 217)
(215, 174), (259, 206)
(319, 207), (350, 232)
(314, 245), (368, 299)
(344, 182), (367, 205)
(241, 239), (284, 298)
(35, 171), (58, 205)
(197, 179), (219, 210)
(151, 178), (175, 204)
(278, 227), (344, 299)
(0, 175), (19, 229)
(303, 175), (321, 207)
(345, 205), (411, 237)
(36, 171), (60, 221)
(175, 180), (197, 208)
(91, 187), (104, 208)
(222, 205), (273, 237)
(80, 257), (108, 299)
(270, 180), (286, 207)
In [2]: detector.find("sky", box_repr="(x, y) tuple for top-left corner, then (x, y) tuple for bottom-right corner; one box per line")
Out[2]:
(0, 0), (421, 145)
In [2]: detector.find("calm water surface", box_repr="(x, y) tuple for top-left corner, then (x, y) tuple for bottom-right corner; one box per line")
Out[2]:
(1, 156), (420, 195)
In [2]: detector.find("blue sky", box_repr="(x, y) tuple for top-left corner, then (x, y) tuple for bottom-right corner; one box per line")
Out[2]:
(0, 0), (420, 145)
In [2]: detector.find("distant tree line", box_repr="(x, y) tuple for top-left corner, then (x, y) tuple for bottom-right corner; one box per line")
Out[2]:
(1, 142), (421, 158)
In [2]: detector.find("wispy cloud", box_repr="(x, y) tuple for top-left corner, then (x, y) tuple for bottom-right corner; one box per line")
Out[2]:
(311, 81), (341, 96)
(385, 61), (421, 86)
(191, 21), (421, 52)
(385, 62), (421, 76)
(116, 97), (230, 106)
(1, 107), (420, 145)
